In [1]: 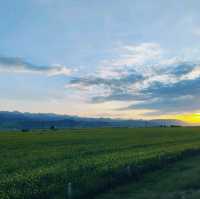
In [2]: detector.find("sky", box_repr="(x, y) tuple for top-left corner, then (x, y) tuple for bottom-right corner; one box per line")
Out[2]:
(1, 0), (200, 123)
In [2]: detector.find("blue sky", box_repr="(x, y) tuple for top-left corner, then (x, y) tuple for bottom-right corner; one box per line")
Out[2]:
(1, 0), (200, 120)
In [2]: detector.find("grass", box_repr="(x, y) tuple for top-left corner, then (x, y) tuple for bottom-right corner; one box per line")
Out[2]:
(96, 151), (200, 199)
(1, 127), (200, 198)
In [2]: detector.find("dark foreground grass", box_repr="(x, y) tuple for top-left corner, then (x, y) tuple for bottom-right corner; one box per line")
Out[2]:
(1, 127), (200, 199)
(96, 152), (200, 199)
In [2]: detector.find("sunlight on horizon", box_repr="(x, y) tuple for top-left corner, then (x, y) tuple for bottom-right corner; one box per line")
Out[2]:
(173, 113), (200, 124)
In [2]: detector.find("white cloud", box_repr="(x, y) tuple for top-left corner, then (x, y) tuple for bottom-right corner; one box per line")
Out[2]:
(97, 43), (200, 92)
(0, 57), (72, 76)
(66, 42), (200, 117)
(98, 42), (163, 79)
(44, 64), (72, 76)
(181, 65), (200, 80)
(192, 27), (200, 36)
(103, 42), (162, 67)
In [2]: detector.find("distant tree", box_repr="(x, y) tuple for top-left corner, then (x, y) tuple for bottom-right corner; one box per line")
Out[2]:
(170, 125), (181, 128)
(159, 125), (167, 128)
(50, 125), (56, 130)
(21, 129), (29, 132)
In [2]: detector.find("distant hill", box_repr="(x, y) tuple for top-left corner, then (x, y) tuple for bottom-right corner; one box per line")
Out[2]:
(0, 111), (186, 130)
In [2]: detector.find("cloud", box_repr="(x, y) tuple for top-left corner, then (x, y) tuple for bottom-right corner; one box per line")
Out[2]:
(91, 93), (150, 103)
(69, 71), (143, 88)
(67, 70), (144, 100)
(0, 56), (72, 76)
(192, 27), (200, 36)
(121, 77), (200, 114)
(97, 42), (163, 79)
(146, 77), (200, 98)
(164, 62), (196, 76)
(84, 61), (199, 104)
(65, 42), (200, 116)
(106, 42), (163, 67)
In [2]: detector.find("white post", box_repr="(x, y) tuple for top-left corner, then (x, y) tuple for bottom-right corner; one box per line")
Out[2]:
(127, 165), (131, 177)
(68, 182), (72, 199)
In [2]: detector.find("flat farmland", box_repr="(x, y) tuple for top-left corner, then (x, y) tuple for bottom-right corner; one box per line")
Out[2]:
(1, 127), (200, 199)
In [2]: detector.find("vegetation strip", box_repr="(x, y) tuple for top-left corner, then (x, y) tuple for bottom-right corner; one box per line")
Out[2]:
(96, 152), (200, 199)
(1, 127), (200, 199)
(88, 149), (200, 199)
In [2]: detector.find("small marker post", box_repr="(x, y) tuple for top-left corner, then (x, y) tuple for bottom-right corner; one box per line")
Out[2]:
(127, 165), (131, 177)
(68, 182), (72, 199)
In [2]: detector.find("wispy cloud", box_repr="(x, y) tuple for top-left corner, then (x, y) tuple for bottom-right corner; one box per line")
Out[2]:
(122, 78), (200, 114)
(0, 56), (72, 76)
(192, 27), (200, 36)
(68, 71), (143, 91)
(110, 42), (163, 66)
(66, 42), (200, 116)
(66, 70), (144, 104)
(97, 43), (163, 79)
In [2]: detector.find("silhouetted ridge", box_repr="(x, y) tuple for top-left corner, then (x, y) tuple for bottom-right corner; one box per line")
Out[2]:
(0, 111), (186, 130)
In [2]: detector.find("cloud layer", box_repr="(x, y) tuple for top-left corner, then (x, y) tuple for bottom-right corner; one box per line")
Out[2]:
(0, 56), (72, 76)
(67, 43), (200, 116)
(2, 43), (199, 118)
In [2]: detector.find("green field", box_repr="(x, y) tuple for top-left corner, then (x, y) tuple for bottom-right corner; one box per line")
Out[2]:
(96, 153), (200, 199)
(1, 127), (200, 199)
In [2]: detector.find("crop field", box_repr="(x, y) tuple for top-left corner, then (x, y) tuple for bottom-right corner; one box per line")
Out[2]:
(1, 127), (200, 199)
(96, 151), (200, 199)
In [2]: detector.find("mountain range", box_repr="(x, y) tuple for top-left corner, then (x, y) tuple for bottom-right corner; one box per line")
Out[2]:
(0, 111), (187, 130)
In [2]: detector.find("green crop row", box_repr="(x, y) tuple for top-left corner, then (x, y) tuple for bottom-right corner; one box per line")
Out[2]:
(0, 127), (200, 199)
